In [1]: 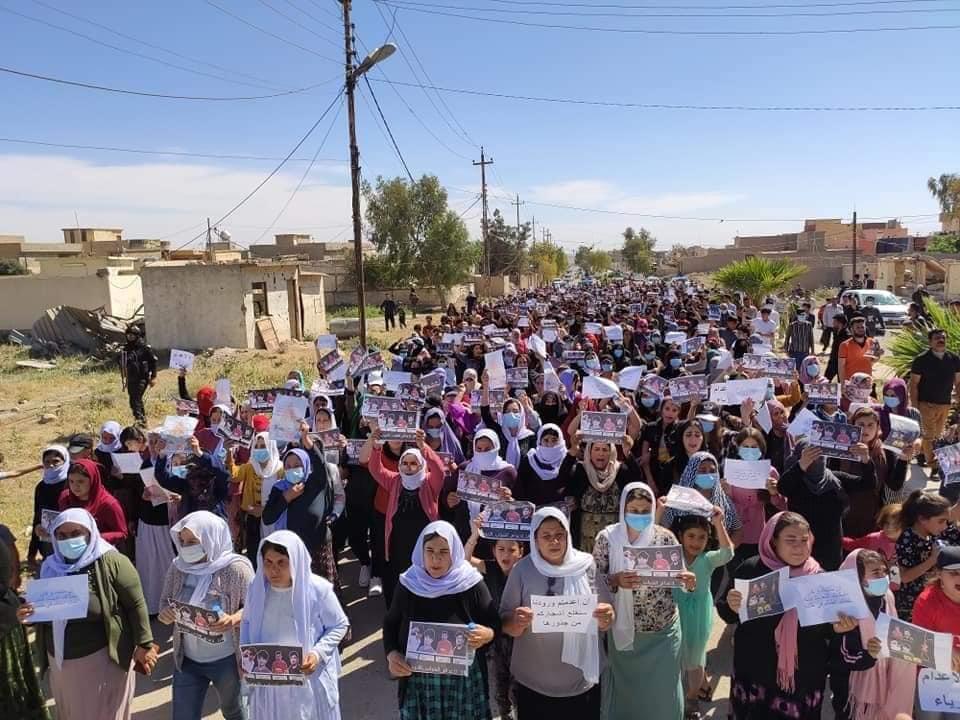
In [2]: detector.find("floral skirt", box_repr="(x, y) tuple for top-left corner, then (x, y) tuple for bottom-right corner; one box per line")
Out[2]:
(400, 656), (491, 720)
(0, 625), (49, 720)
(580, 511), (618, 554)
(731, 678), (824, 720)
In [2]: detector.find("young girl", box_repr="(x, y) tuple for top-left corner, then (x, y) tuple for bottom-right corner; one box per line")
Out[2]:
(28, 445), (70, 567)
(639, 396), (681, 493)
(465, 514), (525, 720)
(238, 432), (284, 566)
(912, 545), (960, 720)
(723, 429), (785, 560)
(383, 521), (498, 720)
(673, 510), (733, 719)
(894, 490), (960, 621)
(842, 504), (902, 563)
(719, 511), (832, 720)
(241, 531), (349, 720)
(829, 549), (915, 720)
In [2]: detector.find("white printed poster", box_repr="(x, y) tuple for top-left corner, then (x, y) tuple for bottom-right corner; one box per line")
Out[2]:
(780, 568), (870, 627)
(531, 594), (597, 634)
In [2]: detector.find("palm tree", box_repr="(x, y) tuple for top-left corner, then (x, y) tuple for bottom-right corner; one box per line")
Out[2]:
(712, 256), (807, 306)
(928, 173), (960, 218)
(888, 298), (958, 377)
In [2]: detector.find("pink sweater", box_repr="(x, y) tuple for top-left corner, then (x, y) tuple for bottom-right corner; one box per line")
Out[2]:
(369, 444), (445, 560)
(842, 531), (896, 563)
(727, 471), (786, 545)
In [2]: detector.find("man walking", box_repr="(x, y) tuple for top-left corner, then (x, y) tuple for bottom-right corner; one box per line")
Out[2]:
(910, 328), (960, 472)
(825, 314), (850, 381)
(838, 315), (880, 384)
(380, 294), (398, 331)
(821, 297), (842, 354)
(120, 325), (157, 425)
(784, 303), (815, 374)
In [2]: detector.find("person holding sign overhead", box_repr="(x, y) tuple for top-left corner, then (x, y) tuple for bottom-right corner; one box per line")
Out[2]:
(718, 512), (833, 720)
(159, 511), (254, 720)
(382, 521), (498, 720)
(240, 531), (349, 720)
(23, 508), (157, 720)
(500, 507), (614, 720)
(593, 482), (695, 720)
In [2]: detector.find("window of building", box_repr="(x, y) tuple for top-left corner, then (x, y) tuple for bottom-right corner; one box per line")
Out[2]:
(251, 282), (268, 318)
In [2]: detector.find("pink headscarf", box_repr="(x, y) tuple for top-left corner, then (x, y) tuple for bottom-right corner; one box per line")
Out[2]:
(757, 511), (821, 693)
(838, 550), (916, 720)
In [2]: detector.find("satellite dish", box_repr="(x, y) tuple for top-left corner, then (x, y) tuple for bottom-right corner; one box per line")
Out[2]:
(218, 229), (232, 242)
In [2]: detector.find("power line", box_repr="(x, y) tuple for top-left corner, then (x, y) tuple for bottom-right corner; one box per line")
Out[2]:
(372, 2), (477, 148)
(252, 0), (343, 49)
(376, 3), (960, 35)
(361, 76), (416, 183)
(278, 0), (342, 34)
(0, 64), (338, 101)
(27, 0), (286, 90)
(171, 89), (344, 251)
(369, 77), (960, 111)
(377, 0), (960, 18)
(0, 136), (347, 163)
(252, 95), (345, 244)
(203, 0), (340, 63)
(303, 0), (345, 22)
(459, 0), (960, 9)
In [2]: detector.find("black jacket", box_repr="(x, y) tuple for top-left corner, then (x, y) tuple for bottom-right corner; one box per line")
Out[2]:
(121, 341), (158, 385)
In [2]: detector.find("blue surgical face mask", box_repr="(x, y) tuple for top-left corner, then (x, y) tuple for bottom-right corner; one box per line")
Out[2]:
(601, 363), (613, 372)
(651, 335), (662, 344)
(285, 467), (305, 484)
(883, 396), (899, 408)
(640, 396), (657, 408)
(644, 352), (656, 361)
(806, 364), (820, 377)
(694, 473), (718, 490)
(170, 465), (188, 479)
(585, 359), (600, 370)
(670, 357), (682, 369)
(613, 349), (623, 358)
(426, 428), (444, 439)
(251, 448), (271, 464)
(865, 576), (890, 597)
(502, 412), (521, 430)
(625, 513), (652, 532)
(43, 466), (65, 483)
(58, 537), (87, 561)
(738, 446), (762, 461)
(700, 420), (715, 433)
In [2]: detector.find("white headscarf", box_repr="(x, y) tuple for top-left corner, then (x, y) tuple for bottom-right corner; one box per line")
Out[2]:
(242, 531), (344, 711)
(399, 448), (426, 491)
(41, 445), (70, 485)
(528, 506), (599, 684)
(310, 396), (337, 432)
(97, 421), (122, 453)
(526, 424), (568, 481)
(466, 429), (511, 474)
(398, 521), (483, 598)
(170, 511), (252, 605)
(250, 432), (283, 480)
(605, 482), (657, 651)
(501, 400), (535, 469)
(40, 508), (115, 667)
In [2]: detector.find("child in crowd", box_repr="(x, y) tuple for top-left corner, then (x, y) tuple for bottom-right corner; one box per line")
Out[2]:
(673, 509), (733, 719)
(842, 503), (902, 563)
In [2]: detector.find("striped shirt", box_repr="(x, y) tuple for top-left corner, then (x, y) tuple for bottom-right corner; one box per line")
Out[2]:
(785, 319), (815, 354)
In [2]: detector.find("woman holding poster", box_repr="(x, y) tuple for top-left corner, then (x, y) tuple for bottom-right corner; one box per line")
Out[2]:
(382, 521), (498, 720)
(241, 530), (349, 720)
(593, 482), (695, 720)
(718, 511), (832, 720)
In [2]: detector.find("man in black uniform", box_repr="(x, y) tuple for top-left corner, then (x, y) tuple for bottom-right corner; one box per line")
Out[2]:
(120, 325), (157, 425)
(379, 294), (398, 331)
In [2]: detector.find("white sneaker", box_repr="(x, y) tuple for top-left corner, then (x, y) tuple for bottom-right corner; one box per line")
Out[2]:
(358, 564), (371, 588)
(368, 576), (383, 597)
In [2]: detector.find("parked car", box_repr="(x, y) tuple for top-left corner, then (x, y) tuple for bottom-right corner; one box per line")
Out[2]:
(839, 289), (910, 326)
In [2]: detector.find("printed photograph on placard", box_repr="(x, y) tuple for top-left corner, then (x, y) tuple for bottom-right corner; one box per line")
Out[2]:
(360, 395), (403, 419)
(479, 501), (536, 540)
(562, 350), (586, 363)
(844, 375), (873, 403)
(734, 567), (787, 623)
(883, 415), (921, 454)
(397, 383), (426, 403)
(40, 508), (60, 532)
(808, 420), (863, 461)
(357, 351), (385, 375)
(346, 346), (367, 376)
(344, 439), (364, 466)
(740, 354), (766, 371)
(762, 357), (796, 378)
(935, 443), (960, 485)
(170, 601), (224, 643)
(456, 471), (501, 503)
(175, 399), (199, 417)
(240, 644), (305, 686)
(667, 375), (707, 403)
(216, 414), (254, 447)
(506, 367), (529, 389)
(579, 411), (628, 443)
(317, 349), (343, 374)
(246, 388), (279, 411)
(435, 342), (454, 356)
(378, 410), (420, 441)
(879, 615), (949, 669)
(405, 621), (475, 677)
(622, 544), (685, 587)
(640, 374), (669, 398)
(806, 383), (841, 406)
(487, 389), (507, 409)
(462, 328), (484, 345)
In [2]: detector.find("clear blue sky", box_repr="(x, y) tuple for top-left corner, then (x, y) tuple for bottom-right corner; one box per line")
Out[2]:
(1, 0), (958, 251)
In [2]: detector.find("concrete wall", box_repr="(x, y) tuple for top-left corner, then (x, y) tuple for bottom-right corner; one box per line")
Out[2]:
(323, 285), (469, 310)
(0, 269), (143, 330)
(945, 263), (960, 299)
(474, 276), (511, 298)
(300, 273), (327, 338)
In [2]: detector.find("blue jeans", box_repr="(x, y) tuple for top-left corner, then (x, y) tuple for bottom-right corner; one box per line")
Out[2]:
(172, 654), (245, 720)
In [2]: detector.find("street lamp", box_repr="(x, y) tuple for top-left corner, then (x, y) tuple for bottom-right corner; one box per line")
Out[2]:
(344, 1), (396, 349)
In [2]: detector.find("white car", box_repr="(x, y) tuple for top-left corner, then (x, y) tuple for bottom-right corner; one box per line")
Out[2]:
(839, 289), (910, 326)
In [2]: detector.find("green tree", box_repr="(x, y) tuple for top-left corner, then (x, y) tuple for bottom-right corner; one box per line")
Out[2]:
(363, 174), (449, 286)
(361, 174), (478, 292)
(621, 226), (655, 275)
(0, 259), (27, 276)
(889, 298), (956, 376)
(528, 241), (568, 281)
(712, 256), (807, 306)
(574, 245), (593, 272)
(927, 234), (960, 253)
(486, 208), (531, 276)
(928, 173), (960, 221)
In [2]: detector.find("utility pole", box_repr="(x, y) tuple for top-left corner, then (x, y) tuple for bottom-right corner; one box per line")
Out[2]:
(511, 193), (524, 280)
(206, 217), (212, 262)
(852, 210), (858, 285)
(343, 0), (367, 347)
(473, 147), (493, 275)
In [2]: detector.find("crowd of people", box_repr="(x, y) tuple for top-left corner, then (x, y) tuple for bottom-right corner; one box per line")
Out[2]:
(3, 274), (960, 720)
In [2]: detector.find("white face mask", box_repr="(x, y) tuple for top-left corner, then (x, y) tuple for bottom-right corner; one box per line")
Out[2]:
(179, 543), (206, 564)
(536, 444), (566, 464)
(400, 468), (426, 490)
(472, 449), (500, 470)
